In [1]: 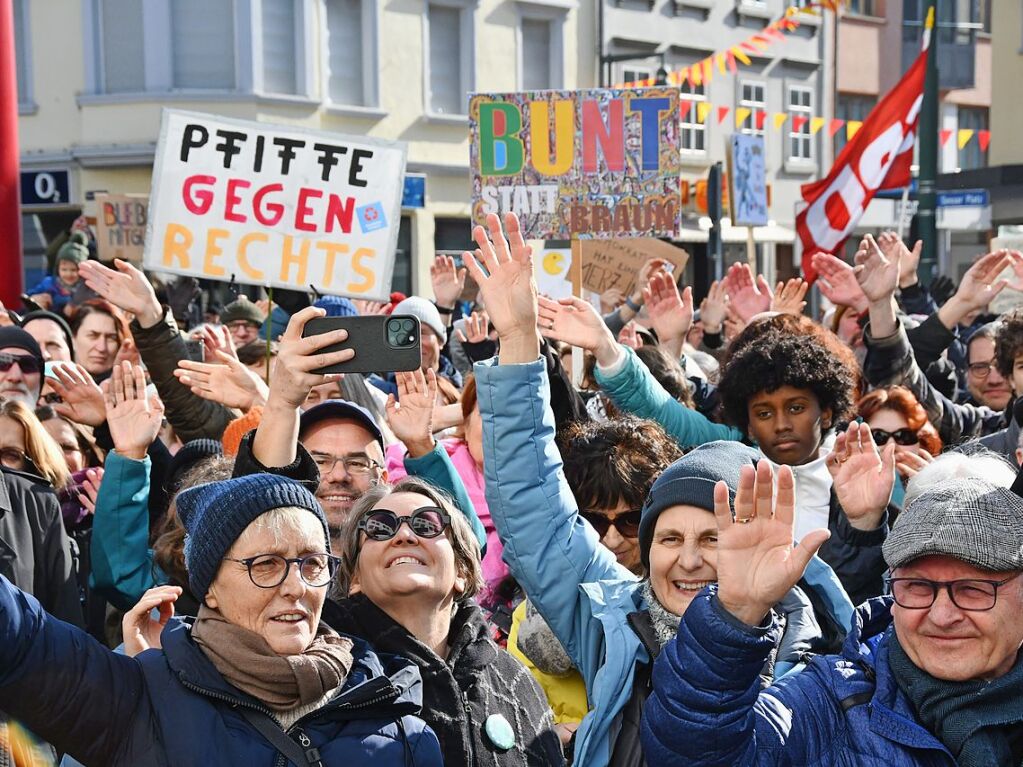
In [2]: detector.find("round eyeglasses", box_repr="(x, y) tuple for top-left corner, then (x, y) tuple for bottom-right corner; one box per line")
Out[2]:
(222, 553), (340, 588)
(357, 507), (451, 541)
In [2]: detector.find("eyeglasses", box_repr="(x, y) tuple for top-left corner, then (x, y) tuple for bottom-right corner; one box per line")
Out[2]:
(222, 553), (340, 589)
(0, 353), (41, 375)
(580, 509), (642, 538)
(310, 453), (381, 477)
(886, 572), (1022, 612)
(0, 447), (27, 470)
(358, 507), (451, 541)
(967, 360), (1000, 379)
(226, 320), (259, 331)
(870, 428), (919, 447)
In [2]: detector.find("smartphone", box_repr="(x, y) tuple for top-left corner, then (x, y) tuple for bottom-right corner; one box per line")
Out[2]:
(302, 315), (422, 375)
(181, 338), (205, 363)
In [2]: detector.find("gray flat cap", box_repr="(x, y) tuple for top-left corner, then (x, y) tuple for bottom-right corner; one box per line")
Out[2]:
(883, 479), (1023, 572)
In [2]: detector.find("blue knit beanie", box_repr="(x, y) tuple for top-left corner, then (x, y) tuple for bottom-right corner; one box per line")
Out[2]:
(314, 295), (359, 318)
(176, 474), (330, 598)
(639, 441), (761, 570)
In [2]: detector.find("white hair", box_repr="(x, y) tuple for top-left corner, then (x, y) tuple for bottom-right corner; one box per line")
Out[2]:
(904, 447), (1017, 509)
(232, 506), (326, 552)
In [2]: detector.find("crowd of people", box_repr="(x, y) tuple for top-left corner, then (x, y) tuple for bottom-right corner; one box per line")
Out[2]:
(0, 210), (1022, 765)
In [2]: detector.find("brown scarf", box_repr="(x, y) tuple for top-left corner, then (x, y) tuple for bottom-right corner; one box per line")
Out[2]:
(191, 605), (354, 711)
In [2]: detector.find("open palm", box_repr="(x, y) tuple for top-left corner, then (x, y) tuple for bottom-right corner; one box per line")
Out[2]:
(643, 272), (693, 344)
(47, 364), (107, 427)
(714, 461), (830, 627)
(106, 362), (164, 459)
(537, 296), (613, 353)
(175, 351), (269, 411)
(385, 368), (437, 448)
(811, 253), (868, 311)
(828, 421), (895, 529)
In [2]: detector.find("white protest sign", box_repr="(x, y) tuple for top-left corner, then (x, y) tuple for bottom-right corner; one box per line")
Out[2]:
(144, 109), (407, 301)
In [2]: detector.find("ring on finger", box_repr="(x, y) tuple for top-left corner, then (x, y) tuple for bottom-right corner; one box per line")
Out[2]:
(734, 516), (754, 525)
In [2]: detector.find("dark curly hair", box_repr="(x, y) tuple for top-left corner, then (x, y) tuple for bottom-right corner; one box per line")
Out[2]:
(995, 308), (1023, 378)
(557, 416), (682, 512)
(717, 325), (857, 436)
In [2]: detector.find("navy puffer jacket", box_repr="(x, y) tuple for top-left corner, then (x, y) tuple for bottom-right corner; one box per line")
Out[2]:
(0, 576), (442, 767)
(641, 590), (958, 766)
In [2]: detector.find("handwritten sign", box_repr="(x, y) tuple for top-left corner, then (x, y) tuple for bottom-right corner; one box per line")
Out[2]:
(728, 134), (769, 227)
(95, 193), (148, 263)
(144, 109), (407, 300)
(579, 238), (688, 296)
(470, 88), (682, 240)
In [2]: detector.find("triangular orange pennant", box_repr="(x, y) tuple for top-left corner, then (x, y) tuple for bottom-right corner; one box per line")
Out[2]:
(810, 117), (825, 135)
(978, 130), (991, 152)
(792, 115), (809, 132)
(939, 129), (953, 147)
(772, 112), (788, 130)
(716, 53), (727, 75)
(756, 110), (767, 130)
(690, 63), (702, 87)
(726, 50), (737, 73)
(680, 100), (693, 120)
(731, 46), (752, 66)
(846, 120), (863, 139)
(957, 129), (975, 150)
(717, 106), (730, 124)
(735, 107), (752, 129)
(696, 102), (712, 124)
(828, 118), (845, 137)
(702, 58), (713, 84)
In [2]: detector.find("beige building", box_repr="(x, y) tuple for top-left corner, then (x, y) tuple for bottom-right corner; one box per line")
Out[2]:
(13, 0), (595, 294)
(990, 0), (1023, 167)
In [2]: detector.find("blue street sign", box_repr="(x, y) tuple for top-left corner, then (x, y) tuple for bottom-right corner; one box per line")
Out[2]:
(936, 189), (989, 208)
(20, 170), (71, 206)
(402, 174), (426, 208)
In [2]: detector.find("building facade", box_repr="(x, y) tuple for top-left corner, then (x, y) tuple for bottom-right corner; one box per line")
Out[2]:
(13, 0), (594, 293)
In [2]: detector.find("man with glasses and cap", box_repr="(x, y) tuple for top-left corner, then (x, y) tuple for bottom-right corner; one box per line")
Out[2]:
(0, 327), (45, 409)
(643, 468), (1023, 766)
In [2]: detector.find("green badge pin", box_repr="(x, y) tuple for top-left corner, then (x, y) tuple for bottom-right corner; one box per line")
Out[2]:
(484, 714), (515, 751)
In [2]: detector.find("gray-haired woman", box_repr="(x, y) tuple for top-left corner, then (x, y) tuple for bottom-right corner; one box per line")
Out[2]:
(328, 476), (566, 766)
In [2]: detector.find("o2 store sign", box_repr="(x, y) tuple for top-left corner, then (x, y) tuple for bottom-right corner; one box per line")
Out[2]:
(20, 170), (71, 207)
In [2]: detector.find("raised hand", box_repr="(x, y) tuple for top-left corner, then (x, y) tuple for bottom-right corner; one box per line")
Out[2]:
(955, 249), (1014, 309)
(195, 324), (238, 361)
(385, 368), (438, 457)
(537, 295), (619, 366)
(462, 212), (538, 362)
(105, 361), (165, 460)
(618, 321), (644, 350)
(700, 279), (728, 334)
(46, 363), (107, 427)
(877, 231), (923, 289)
(455, 310), (491, 345)
(268, 306), (353, 409)
(430, 254), (466, 310)
(714, 461), (831, 627)
(643, 271), (694, 349)
(174, 350), (270, 411)
(78, 466), (105, 516)
(827, 421), (895, 531)
(112, 337), (141, 369)
(723, 263), (771, 322)
(122, 585), (183, 657)
(599, 287), (626, 316)
(895, 446), (933, 480)
(770, 278), (809, 317)
(811, 252), (869, 312)
(853, 234), (900, 305)
(353, 299), (390, 316)
(78, 259), (163, 328)
(635, 257), (671, 293)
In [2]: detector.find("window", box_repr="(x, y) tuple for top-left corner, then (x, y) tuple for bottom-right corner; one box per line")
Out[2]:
(680, 80), (706, 154)
(786, 0), (813, 8)
(325, 0), (368, 105)
(262, 0), (297, 94)
(958, 107), (988, 170)
(621, 66), (651, 85)
(835, 94), (873, 156)
(847, 0), (877, 15)
(96, 0), (145, 93)
(426, 2), (473, 116)
(13, 0), (30, 106)
(171, 0), (236, 89)
(739, 80), (765, 138)
(521, 18), (552, 90)
(787, 85), (813, 162)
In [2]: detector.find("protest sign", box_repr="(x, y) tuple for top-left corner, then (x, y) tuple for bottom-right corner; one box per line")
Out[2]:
(727, 134), (769, 227)
(579, 238), (688, 296)
(144, 109), (407, 301)
(95, 194), (148, 263)
(470, 88), (682, 240)
(536, 244), (574, 299)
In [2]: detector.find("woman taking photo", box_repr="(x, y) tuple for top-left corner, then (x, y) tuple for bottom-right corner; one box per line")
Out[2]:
(0, 472), (443, 766)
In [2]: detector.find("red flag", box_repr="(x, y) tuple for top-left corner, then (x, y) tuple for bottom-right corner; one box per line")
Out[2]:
(756, 110), (767, 130)
(796, 40), (928, 282)
(680, 100), (693, 120)
(792, 115), (809, 132)
(939, 129), (952, 147)
(717, 106), (730, 124)
(978, 130), (991, 152)
(827, 118), (845, 137)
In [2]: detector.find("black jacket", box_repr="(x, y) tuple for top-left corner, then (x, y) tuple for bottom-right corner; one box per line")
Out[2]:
(0, 467), (82, 626)
(819, 490), (893, 607)
(325, 594), (565, 767)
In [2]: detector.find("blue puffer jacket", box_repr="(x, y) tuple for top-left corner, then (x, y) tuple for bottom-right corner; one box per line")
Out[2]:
(0, 576), (443, 767)
(642, 591), (957, 766)
(475, 358), (854, 767)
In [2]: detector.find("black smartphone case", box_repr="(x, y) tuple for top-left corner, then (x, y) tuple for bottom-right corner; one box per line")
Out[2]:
(302, 315), (422, 374)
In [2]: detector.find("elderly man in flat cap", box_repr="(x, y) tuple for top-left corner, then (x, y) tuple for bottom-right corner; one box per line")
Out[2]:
(642, 459), (1023, 766)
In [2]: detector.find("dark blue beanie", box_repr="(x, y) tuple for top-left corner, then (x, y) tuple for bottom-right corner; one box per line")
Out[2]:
(314, 295), (358, 318)
(639, 441), (761, 570)
(176, 474), (330, 598)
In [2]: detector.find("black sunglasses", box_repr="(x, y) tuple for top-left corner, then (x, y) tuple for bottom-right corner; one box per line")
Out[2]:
(580, 509), (642, 538)
(0, 352), (41, 375)
(358, 507), (451, 541)
(870, 428), (919, 446)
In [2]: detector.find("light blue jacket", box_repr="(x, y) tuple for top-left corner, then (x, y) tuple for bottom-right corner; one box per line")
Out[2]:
(475, 358), (853, 767)
(594, 346), (743, 447)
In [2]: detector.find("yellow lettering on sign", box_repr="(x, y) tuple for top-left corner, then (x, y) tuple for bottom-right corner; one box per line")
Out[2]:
(347, 248), (377, 293)
(163, 223), (193, 268)
(202, 228), (230, 278)
(280, 236), (310, 285)
(315, 242), (350, 289)
(237, 232), (268, 281)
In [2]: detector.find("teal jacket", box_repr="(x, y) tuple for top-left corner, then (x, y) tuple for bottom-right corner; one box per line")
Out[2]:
(475, 358), (853, 767)
(595, 346), (743, 447)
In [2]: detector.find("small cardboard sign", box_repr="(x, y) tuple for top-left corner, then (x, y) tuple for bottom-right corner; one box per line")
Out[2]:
(94, 194), (148, 263)
(579, 238), (689, 296)
(144, 109), (407, 300)
(728, 134), (769, 227)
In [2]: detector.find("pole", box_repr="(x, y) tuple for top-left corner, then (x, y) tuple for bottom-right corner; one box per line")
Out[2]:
(707, 162), (723, 283)
(0, 0), (23, 309)
(570, 237), (583, 387)
(916, 0), (939, 286)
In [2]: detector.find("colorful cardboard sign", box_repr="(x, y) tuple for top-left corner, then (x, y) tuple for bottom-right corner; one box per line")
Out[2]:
(94, 193), (148, 263)
(470, 88), (682, 240)
(144, 109), (407, 300)
(727, 134), (769, 227)
(579, 238), (689, 296)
